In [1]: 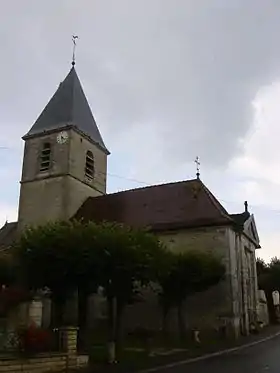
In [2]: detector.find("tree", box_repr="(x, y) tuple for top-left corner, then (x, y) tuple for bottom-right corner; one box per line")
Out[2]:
(0, 254), (30, 319)
(92, 222), (166, 357)
(257, 257), (280, 324)
(15, 219), (166, 360)
(15, 220), (100, 326)
(0, 254), (15, 288)
(157, 250), (225, 340)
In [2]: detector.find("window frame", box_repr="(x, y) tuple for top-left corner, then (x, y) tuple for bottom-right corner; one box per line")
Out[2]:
(85, 150), (95, 180)
(39, 142), (52, 172)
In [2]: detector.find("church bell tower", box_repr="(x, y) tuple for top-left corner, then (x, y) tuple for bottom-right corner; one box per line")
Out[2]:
(18, 64), (109, 230)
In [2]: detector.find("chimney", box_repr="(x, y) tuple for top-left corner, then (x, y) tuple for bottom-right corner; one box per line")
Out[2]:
(244, 201), (248, 213)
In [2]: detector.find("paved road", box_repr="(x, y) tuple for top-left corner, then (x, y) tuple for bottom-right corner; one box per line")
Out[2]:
(156, 334), (280, 373)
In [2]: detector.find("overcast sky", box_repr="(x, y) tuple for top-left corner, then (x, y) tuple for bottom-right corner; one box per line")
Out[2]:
(1, 0), (280, 261)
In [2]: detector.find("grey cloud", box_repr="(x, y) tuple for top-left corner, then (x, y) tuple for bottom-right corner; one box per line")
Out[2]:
(1, 0), (280, 169)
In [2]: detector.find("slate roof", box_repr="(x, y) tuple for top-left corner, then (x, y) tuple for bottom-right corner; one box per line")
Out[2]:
(230, 212), (250, 227)
(74, 178), (235, 231)
(23, 66), (109, 154)
(0, 222), (18, 250)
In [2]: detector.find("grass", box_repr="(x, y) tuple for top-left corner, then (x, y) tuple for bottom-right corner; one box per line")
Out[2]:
(76, 324), (280, 373)
(82, 323), (234, 371)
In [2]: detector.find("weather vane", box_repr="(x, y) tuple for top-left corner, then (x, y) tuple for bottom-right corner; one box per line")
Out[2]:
(72, 35), (78, 66)
(195, 156), (200, 179)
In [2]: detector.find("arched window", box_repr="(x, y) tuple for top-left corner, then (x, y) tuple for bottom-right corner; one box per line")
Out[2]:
(85, 150), (94, 179)
(40, 142), (51, 172)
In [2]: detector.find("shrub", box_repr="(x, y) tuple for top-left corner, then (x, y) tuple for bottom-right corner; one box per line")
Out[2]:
(0, 286), (30, 318)
(18, 324), (52, 353)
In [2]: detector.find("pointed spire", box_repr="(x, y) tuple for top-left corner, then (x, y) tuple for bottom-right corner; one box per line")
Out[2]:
(24, 66), (109, 154)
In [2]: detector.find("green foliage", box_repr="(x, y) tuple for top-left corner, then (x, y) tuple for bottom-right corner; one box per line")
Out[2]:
(256, 257), (280, 292)
(0, 254), (16, 287)
(15, 220), (165, 306)
(95, 222), (165, 304)
(256, 257), (267, 275)
(15, 219), (166, 351)
(15, 219), (226, 348)
(158, 250), (225, 308)
(266, 258), (280, 291)
(256, 257), (280, 324)
(0, 286), (31, 318)
(16, 220), (84, 300)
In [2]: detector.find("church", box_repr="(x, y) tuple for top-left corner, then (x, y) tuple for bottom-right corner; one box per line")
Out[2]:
(0, 62), (261, 338)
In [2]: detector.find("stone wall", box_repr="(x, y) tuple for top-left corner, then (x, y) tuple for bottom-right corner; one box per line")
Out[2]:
(18, 128), (107, 230)
(257, 290), (269, 326)
(0, 353), (88, 373)
(234, 232), (259, 335)
(107, 226), (234, 334)
(84, 224), (259, 338)
(0, 355), (67, 373)
(0, 327), (88, 373)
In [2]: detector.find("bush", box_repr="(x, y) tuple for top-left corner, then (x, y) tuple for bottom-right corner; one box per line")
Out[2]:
(18, 324), (52, 353)
(0, 286), (30, 318)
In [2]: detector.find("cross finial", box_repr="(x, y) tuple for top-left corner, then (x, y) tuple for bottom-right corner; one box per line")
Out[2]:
(195, 156), (200, 179)
(72, 35), (78, 66)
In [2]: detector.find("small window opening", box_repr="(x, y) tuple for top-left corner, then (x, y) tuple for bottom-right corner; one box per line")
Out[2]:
(85, 150), (94, 179)
(40, 142), (51, 172)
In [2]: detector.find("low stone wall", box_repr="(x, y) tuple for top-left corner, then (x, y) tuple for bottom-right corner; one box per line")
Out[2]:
(0, 327), (88, 372)
(0, 354), (66, 372)
(0, 353), (88, 372)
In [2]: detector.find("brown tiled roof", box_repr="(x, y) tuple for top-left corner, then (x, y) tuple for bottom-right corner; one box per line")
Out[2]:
(0, 222), (18, 251)
(74, 179), (234, 231)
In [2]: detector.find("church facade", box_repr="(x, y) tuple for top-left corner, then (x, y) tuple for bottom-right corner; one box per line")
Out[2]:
(0, 64), (261, 338)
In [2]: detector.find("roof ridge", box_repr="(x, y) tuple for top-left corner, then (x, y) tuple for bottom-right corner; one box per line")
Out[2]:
(70, 67), (75, 123)
(90, 178), (199, 199)
(199, 181), (233, 222)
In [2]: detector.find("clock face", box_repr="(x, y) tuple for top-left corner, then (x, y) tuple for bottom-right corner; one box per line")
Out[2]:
(57, 131), (68, 144)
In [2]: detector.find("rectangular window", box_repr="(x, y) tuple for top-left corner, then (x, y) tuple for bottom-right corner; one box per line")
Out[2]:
(40, 143), (51, 172)
(85, 151), (94, 179)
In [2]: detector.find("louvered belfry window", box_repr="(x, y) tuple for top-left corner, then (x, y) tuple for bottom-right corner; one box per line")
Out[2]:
(40, 142), (51, 171)
(85, 150), (94, 179)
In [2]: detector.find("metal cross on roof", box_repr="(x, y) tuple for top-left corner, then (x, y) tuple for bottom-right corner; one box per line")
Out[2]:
(72, 35), (78, 66)
(195, 156), (200, 179)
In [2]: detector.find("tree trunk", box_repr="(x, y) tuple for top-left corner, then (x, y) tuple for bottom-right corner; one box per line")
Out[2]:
(107, 296), (114, 341)
(52, 299), (65, 328)
(115, 299), (124, 359)
(78, 289), (89, 351)
(177, 303), (186, 342)
(161, 303), (170, 341)
(78, 290), (88, 329)
(106, 296), (116, 363)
